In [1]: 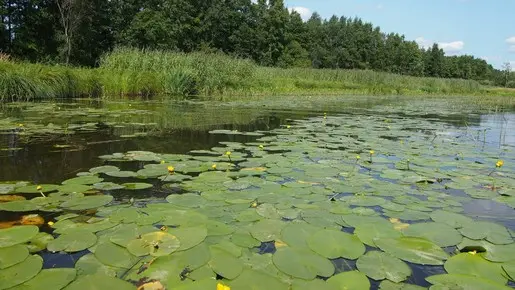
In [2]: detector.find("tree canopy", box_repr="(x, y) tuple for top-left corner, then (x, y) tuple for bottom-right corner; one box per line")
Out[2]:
(0, 0), (510, 85)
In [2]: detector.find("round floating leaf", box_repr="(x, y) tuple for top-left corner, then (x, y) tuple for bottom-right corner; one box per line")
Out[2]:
(169, 226), (207, 251)
(26, 232), (54, 253)
(375, 237), (449, 265)
(228, 269), (289, 290)
(459, 221), (512, 245)
(0, 225), (39, 248)
(208, 248), (243, 279)
(0, 244), (29, 269)
(356, 251), (411, 283)
(354, 223), (402, 247)
(9, 268), (76, 290)
(503, 262), (515, 281)
(230, 231), (261, 248)
(61, 195), (113, 210)
(16, 184), (60, 194)
(75, 254), (120, 277)
(122, 183), (153, 190)
(58, 184), (92, 194)
(250, 219), (286, 242)
(64, 274), (134, 290)
(291, 279), (335, 290)
(93, 182), (125, 191)
(90, 166), (120, 174)
(166, 193), (205, 208)
(327, 270), (370, 290)
(127, 231), (180, 257)
(308, 229), (365, 259)
(281, 222), (320, 249)
(444, 253), (507, 285)
(0, 254), (42, 290)
(426, 274), (512, 290)
(105, 171), (138, 178)
(457, 238), (515, 263)
(402, 222), (462, 247)
(94, 242), (139, 269)
(0, 200), (39, 212)
(62, 176), (103, 185)
(430, 210), (473, 228)
(378, 280), (426, 290)
(47, 229), (97, 252)
(272, 247), (334, 280)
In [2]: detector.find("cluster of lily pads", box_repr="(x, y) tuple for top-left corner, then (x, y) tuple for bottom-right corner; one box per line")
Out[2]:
(0, 111), (514, 290)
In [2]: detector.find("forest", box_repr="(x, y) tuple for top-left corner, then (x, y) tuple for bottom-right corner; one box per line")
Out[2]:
(1, 0), (513, 88)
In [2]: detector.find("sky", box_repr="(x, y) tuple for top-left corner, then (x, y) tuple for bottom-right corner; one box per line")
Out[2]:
(285, 0), (515, 70)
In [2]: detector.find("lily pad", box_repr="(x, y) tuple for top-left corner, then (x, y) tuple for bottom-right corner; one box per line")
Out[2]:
(47, 229), (97, 252)
(0, 254), (43, 290)
(75, 254), (120, 277)
(0, 225), (39, 248)
(426, 274), (512, 290)
(402, 222), (462, 247)
(208, 247), (243, 279)
(0, 244), (29, 269)
(228, 269), (289, 290)
(457, 238), (515, 263)
(327, 270), (371, 290)
(307, 229), (365, 259)
(375, 237), (449, 265)
(89, 166), (120, 174)
(250, 219), (286, 242)
(26, 232), (54, 253)
(127, 231), (180, 257)
(62, 176), (103, 185)
(61, 195), (113, 210)
(94, 242), (139, 269)
(9, 268), (76, 290)
(356, 251), (412, 283)
(16, 184), (60, 194)
(459, 221), (513, 245)
(93, 182), (125, 191)
(122, 183), (153, 190)
(444, 253), (507, 285)
(169, 226), (208, 251)
(0, 200), (40, 212)
(430, 210), (473, 228)
(64, 274), (134, 290)
(272, 247), (334, 280)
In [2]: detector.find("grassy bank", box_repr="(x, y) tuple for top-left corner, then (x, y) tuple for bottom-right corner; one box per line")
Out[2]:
(1, 48), (514, 101)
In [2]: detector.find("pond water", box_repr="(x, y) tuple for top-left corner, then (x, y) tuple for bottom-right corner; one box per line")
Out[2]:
(0, 96), (514, 290)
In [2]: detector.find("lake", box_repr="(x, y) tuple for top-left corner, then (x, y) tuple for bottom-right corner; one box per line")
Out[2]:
(0, 96), (514, 290)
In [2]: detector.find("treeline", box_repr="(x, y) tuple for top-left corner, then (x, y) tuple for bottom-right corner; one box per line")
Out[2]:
(0, 0), (512, 86)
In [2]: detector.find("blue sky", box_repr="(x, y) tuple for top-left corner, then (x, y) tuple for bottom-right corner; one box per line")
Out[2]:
(286, 0), (515, 70)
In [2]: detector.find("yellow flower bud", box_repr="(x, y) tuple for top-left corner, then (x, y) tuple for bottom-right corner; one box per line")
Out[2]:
(496, 160), (504, 168)
(47, 221), (54, 226)
(356, 155), (361, 160)
(225, 151), (231, 156)
(369, 150), (375, 155)
(167, 166), (175, 173)
(36, 185), (42, 191)
(211, 164), (217, 169)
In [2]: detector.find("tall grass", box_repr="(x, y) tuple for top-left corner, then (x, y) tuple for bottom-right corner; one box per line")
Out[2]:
(0, 48), (512, 101)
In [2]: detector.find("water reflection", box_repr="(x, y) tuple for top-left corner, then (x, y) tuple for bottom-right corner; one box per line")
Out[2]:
(479, 113), (515, 148)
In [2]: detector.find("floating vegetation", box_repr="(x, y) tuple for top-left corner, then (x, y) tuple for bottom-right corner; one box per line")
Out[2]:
(0, 102), (514, 290)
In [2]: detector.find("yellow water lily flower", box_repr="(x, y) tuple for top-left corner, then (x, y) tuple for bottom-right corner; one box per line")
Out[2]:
(17, 123), (24, 127)
(468, 250), (477, 255)
(36, 185), (42, 191)
(369, 150), (375, 155)
(47, 221), (54, 226)
(496, 160), (504, 168)
(286, 125), (291, 129)
(160, 160), (165, 164)
(217, 283), (230, 290)
(225, 151), (231, 156)
(259, 144), (264, 149)
(356, 155), (361, 160)
(167, 166), (175, 173)
(212, 164), (217, 170)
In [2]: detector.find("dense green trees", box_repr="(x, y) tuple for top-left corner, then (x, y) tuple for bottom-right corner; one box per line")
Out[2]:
(0, 0), (510, 85)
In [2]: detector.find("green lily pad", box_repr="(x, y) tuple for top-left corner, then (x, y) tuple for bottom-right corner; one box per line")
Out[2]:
(402, 222), (462, 247)
(122, 183), (153, 190)
(9, 268), (76, 290)
(375, 237), (449, 265)
(127, 231), (180, 257)
(62, 176), (103, 185)
(457, 238), (515, 263)
(58, 184), (92, 194)
(169, 226), (208, 251)
(307, 229), (365, 259)
(502, 262), (515, 281)
(105, 171), (138, 178)
(208, 247), (243, 279)
(228, 269), (289, 290)
(93, 182), (125, 191)
(378, 280), (426, 289)
(327, 270), (371, 290)
(272, 247), (334, 280)
(0, 225), (39, 248)
(61, 195), (113, 210)
(354, 223), (402, 247)
(426, 274), (512, 290)
(291, 279), (336, 290)
(64, 274), (134, 290)
(459, 221), (513, 245)
(26, 232), (54, 253)
(230, 231), (261, 248)
(430, 210), (473, 228)
(0, 255), (43, 290)
(0, 200), (40, 212)
(75, 254), (121, 277)
(0, 244), (29, 269)
(356, 251), (412, 283)
(444, 253), (507, 285)
(89, 166), (120, 174)
(94, 242), (139, 269)
(250, 219), (286, 242)
(16, 184), (60, 194)
(281, 222), (320, 249)
(47, 229), (97, 252)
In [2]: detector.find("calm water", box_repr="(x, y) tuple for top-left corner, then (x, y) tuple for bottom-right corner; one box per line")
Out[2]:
(0, 96), (514, 289)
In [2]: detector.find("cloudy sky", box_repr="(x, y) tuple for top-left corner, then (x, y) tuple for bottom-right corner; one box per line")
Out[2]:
(286, 0), (514, 70)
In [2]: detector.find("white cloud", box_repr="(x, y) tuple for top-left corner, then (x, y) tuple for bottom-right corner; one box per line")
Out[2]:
(506, 36), (515, 44)
(438, 41), (465, 54)
(290, 6), (312, 21)
(415, 37), (464, 54)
